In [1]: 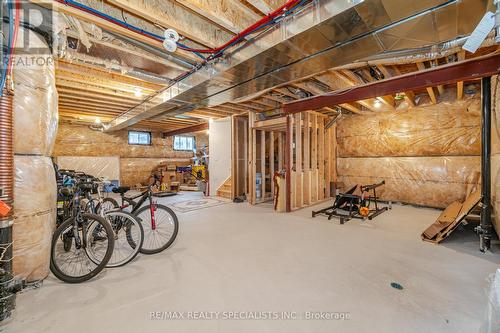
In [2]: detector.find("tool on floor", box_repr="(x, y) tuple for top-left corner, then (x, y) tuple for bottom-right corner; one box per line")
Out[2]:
(312, 181), (389, 224)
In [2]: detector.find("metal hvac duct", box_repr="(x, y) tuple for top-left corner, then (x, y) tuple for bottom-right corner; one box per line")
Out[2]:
(106, 0), (492, 131)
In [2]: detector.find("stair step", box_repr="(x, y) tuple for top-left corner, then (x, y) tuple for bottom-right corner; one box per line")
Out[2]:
(217, 189), (232, 199)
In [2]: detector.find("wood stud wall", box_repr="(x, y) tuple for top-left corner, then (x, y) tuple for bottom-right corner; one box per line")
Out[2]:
(246, 111), (335, 211)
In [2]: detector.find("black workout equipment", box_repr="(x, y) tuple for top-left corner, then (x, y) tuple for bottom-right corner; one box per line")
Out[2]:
(312, 180), (389, 224)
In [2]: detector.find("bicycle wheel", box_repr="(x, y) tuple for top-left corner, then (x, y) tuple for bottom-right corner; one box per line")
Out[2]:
(135, 204), (179, 254)
(96, 197), (119, 214)
(50, 214), (114, 283)
(100, 211), (144, 267)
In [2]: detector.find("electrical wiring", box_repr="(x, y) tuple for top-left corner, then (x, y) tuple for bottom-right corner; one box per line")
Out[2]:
(177, 0), (309, 57)
(7, 0), (20, 76)
(57, 0), (309, 61)
(54, 0), (312, 119)
(55, 0), (164, 42)
(1, 0), (14, 94)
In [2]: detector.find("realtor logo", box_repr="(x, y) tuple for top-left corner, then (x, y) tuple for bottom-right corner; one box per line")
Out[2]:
(1, 0), (55, 71)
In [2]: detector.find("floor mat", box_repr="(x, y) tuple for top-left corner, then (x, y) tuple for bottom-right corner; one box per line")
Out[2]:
(170, 197), (230, 213)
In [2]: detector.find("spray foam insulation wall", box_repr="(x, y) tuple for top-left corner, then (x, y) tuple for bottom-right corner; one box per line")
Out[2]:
(53, 124), (208, 186)
(337, 98), (481, 208)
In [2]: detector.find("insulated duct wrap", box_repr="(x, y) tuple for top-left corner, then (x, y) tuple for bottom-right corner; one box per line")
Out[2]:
(13, 28), (58, 155)
(12, 27), (58, 282)
(336, 98), (481, 208)
(13, 156), (56, 282)
(491, 75), (500, 236)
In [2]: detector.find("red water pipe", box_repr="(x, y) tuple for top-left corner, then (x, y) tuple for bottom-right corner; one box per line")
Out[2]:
(177, 0), (304, 54)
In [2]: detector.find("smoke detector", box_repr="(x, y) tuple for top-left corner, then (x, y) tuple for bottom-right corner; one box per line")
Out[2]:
(163, 39), (177, 53)
(164, 29), (180, 42)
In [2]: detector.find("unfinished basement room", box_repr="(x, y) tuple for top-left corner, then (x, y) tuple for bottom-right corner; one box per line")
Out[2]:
(1, 0), (500, 332)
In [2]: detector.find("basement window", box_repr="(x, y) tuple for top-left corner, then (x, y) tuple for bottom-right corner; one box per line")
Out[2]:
(128, 131), (151, 145)
(173, 136), (195, 151)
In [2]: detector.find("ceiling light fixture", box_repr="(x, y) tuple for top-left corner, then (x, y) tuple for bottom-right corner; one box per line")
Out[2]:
(374, 100), (382, 108)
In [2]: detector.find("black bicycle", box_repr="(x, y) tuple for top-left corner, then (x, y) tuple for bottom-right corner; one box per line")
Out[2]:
(51, 181), (115, 283)
(108, 178), (179, 254)
(81, 178), (144, 268)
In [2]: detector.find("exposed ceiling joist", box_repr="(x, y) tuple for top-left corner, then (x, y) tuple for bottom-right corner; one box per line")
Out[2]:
(64, 30), (194, 69)
(57, 61), (165, 91)
(283, 52), (500, 114)
(164, 123), (209, 137)
(246, 0), (286, 14)
(457, 51), (466, 100)
(176, 0), (260, 33)
(106, 0), (233, 49)
(29, 0), (163, 49)
(416, 62), (438, 104)
(332, 71), (378, 112)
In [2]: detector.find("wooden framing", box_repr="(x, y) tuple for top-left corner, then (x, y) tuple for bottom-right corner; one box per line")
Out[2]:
(261, 130), (266, 201)
(244, 111), (335, 212)
(303, 112), (311, 206)
(231, 115), (249, 200)
(294, 113), (302, 208)
(248, 112), (257, 204)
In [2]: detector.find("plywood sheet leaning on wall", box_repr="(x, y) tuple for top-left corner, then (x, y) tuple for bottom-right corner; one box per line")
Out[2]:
(422, 190), (481, 243)
(337, 156), (480, 208)
(491, 75), (500, 236)
(13, 28), (58, 155)
(337, 98), (481, 157)
(13, 156), (57, 282)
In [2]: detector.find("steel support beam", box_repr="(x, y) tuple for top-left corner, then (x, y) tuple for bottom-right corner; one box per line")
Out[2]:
(479, 76), (493, 252)
(283, 53), (500, 114)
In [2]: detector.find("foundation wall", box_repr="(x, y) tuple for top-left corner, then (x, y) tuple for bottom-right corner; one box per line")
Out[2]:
(337, 97), (481, 209)
(53, 123), (208, 186)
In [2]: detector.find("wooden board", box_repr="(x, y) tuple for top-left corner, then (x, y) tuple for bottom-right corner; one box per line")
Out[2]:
(254, 117), (287, 131)
(422, 201), (462, 240)
(422, 190), (482, 243)
(295, 113), (302, 208)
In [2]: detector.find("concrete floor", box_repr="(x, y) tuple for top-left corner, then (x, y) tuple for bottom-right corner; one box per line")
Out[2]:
(4, 192), (500, 333)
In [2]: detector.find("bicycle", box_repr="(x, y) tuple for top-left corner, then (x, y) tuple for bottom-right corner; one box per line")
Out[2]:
(110, 176), (179, 254)
(83, 177), (144, 268)
(50, 180), (115, 283)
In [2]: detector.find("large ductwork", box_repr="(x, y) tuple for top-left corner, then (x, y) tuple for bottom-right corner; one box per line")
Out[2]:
(106, 0), (492, 131)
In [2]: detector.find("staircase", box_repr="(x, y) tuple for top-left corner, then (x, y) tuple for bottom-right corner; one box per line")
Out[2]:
(216, 177), (232, 200)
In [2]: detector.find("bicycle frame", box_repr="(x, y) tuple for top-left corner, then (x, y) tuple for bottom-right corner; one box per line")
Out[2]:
(118, 187), (157, 230)
(70, 189), (87, 249)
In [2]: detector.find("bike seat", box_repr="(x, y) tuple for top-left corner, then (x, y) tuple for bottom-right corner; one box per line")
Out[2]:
(112, 186), (130, 194)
